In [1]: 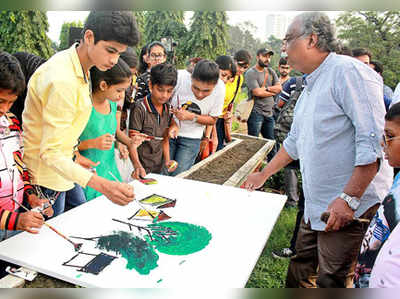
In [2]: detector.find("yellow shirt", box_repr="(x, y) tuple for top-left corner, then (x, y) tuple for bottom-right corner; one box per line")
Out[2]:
(22, 45), (93, 191)
(219, 74), (243, 117)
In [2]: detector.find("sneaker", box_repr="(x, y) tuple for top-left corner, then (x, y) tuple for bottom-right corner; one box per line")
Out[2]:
(272, 248), (295, 259)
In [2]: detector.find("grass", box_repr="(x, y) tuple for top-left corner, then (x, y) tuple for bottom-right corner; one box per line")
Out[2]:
(245, 205), (298, 288)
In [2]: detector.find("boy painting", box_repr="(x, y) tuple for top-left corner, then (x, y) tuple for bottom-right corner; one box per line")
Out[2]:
(129, 64), (178, 178)
(22, 11), (139, 216)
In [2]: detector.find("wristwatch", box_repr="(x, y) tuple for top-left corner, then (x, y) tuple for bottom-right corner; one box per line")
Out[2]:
(192, 115), (198, 123)
(339, 193), (360, 211)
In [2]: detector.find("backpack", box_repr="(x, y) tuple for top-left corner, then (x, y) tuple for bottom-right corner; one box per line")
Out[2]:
(274, 76), (304, 144)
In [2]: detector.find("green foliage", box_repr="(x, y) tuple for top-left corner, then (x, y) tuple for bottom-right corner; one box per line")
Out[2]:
(58, 20), (83, 51)
(336, 11), (400, 89)
(227, 22), (263, 65)
(143, 11), (187, 67)
(246, 206), (298, 287)
(184, 11), (228, 61)
(133, 11), (146, 50)
(0, 10), (54, 59)
(265, 35), (284, 69)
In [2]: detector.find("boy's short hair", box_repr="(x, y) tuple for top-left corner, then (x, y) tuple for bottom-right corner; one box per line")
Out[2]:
(0, 51), (25, 96)
(191, 59), (220, 85)
(234, 50), (251, 64)
(352, 47), (372, 59)
(90, 57), (132, 92)
(83, 11), (139, 47)
(150, 64), (177, 87)
(370, 60), (383, 74)
(279, 57), (288, 66)
(120, 47), (138, 69)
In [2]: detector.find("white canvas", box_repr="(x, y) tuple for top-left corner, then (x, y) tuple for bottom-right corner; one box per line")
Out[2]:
(0, 174), (286, 288)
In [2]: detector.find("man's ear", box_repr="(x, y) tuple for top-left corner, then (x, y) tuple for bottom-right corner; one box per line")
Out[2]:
(308, 33), (318, 48)
(148, 81), (153, 93)
(83, 29), (95, 45)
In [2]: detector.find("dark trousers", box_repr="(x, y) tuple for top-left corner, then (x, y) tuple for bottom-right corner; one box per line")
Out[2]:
(285, 204), (379, 288)
(247, 110), (276, 160)
(215, 118), (226, 151)
(289, 190), (305, 252)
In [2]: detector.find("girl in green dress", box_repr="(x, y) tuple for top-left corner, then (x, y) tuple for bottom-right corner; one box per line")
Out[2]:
(79, 58), (142, 201)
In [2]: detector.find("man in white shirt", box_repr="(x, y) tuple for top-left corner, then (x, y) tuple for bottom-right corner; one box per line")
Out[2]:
(168, 60), (225, 175)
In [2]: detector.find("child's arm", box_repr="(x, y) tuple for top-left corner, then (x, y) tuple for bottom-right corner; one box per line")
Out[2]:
(0, 207), (44, 234)
(78, 134), (114, 151)
(162, 128), (178, 173)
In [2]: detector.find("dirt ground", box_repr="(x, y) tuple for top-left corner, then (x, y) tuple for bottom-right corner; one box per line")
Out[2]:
(186, 136), (267, 185)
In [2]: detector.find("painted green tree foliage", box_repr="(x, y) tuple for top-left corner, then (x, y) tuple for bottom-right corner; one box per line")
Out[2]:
(58, 20), (84, 51)
(185, 11), (228, 60)
(144, 11), (187, 67)
(336, 11), (400, 89)
(0, 10), (54, 59)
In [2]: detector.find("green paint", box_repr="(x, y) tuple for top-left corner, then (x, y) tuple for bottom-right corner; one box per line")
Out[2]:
(76, 274), (83, 278)
(96, 231), (159, 275)
(148, 222), (212, 256)
(157, 279), (163, 283)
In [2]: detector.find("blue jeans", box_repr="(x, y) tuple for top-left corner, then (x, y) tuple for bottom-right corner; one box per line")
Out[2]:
(215, 118), (226, 151)
(0, 230), (20, 241)
(247, 110), (276, 160)
(65, 184), (86, 211)
(168, 136), (201, 176)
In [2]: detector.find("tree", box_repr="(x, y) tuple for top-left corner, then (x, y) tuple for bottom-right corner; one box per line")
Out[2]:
(185, 11), (228, 61)
(0, 10), (54, 59)
(265, 35), (284, 68)
(133, 11), (146, 50)
(227, 22), (264, 65)
(58, 20), (83, 51)
(336, 11), (400, 89)
(143, 11), (187, 67)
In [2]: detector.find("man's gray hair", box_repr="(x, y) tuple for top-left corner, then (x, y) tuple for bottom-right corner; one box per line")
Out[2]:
(296, 12), (339, 52)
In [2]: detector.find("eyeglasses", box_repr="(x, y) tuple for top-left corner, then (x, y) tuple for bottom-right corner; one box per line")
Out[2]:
(150, 53), (165, 59)
(237, 62), (249, 68)
(382, 134), (400, 147)
(282, 32), (306, 46)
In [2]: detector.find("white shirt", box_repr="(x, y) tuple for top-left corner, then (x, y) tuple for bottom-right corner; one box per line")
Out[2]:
(392, 82), (400, 106)
(170, 70), (225, 139)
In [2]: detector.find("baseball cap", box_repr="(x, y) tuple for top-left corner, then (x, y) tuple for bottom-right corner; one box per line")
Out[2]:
(257, 48), (274, 56)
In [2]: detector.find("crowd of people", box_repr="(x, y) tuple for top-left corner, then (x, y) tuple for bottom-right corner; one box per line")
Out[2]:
(0, 10), (400, 288)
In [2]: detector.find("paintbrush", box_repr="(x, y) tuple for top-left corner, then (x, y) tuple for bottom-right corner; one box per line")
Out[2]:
(108, 171), (156, 220)
(131, 132), (163, 141)
(320, 211), (370, 224)
(9, 197), (82, 252)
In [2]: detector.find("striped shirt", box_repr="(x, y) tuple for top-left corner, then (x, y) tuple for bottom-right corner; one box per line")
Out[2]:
(0, 112), (34, 230)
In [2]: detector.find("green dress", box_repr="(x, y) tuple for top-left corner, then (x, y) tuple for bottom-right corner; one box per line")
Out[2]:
(80, 101), (122, 201)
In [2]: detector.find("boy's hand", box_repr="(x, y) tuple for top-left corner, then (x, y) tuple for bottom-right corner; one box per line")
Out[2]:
(74, 152), (100, 170)
(171, 108), (194, 121)
(118, 143), (129, 159)
(165, 160), (178, 173)
(27, 194), (54, 218)
(168, 125), (179, 139)
(17, 211), (44, 234)
(94, 133), (114, 150)
(132, 167), (147, 180)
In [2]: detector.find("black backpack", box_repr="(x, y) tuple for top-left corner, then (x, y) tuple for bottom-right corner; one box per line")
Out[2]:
(274, 76), (304, 143)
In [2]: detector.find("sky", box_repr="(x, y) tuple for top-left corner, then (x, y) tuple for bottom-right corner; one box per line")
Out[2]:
(46, 11), (343, 43)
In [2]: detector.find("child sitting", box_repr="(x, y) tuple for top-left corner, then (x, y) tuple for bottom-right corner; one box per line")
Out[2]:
(128, 63), (178, 178)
